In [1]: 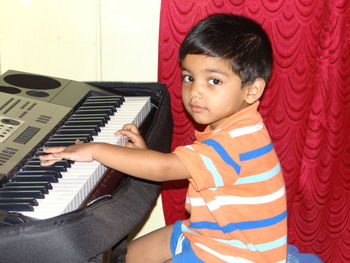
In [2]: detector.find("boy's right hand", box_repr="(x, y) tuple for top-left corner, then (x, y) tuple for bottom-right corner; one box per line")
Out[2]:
(39, 140), (95, 166)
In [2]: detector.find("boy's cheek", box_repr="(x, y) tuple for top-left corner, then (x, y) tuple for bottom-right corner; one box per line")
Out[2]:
(181, 91), (189, 103)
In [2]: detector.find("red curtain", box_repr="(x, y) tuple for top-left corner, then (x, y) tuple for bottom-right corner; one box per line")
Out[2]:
(157, 1), (350, 262)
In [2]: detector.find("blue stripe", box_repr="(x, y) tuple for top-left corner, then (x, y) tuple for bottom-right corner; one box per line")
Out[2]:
(182, 224), (287, 252)
(239, 142), (273, 161)
(234, 163), (281, 185)
(188, 210), (287, 234)
(202, 139), (240, 175)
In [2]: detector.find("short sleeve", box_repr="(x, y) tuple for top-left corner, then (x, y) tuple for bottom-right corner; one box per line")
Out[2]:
(173, 138), (240, 191)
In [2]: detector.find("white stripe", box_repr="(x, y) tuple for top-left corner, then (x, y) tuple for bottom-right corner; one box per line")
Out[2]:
(229, 121), (263, 138)
(234, 164), (281, 185)
(199, 154), (224, 187)
(184, 145), (195, 150)
(186, 196), (205, 206)
(195, 243), (254, 263)
(175, 234), (186, 255)
(207, 187), (286, 211)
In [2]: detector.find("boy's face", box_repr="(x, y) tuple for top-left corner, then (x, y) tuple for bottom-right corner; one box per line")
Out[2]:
(181, 54), (250, 130)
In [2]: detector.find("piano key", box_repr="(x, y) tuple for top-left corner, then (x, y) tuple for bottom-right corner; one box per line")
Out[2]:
(75, 108), (115, 115)
(0, 197), (39, 206)
(2, 185), (49, 194)
(4, 181), (53, 190)
(84, 95), (124, 102)
(78, 105), (117, 112)
(44, 141), (86, 147)
(16, 170), (62, 178)
(63, 120), (105, 127)
(69, 114), (110, 121)
(59, 125), (101, 132)
(25, 159), (72, 169)
(0, 203), (34, 211)
(34, 150), (47, 157)
(56, 128), (98, 135)
(81, 101), (121, 107)
(21, 165), (67, 173)
(12, 175), (58, 183)
(46, 136), (91, 141)
(0, 190), (45, 199)
(48, 135), (94, 141)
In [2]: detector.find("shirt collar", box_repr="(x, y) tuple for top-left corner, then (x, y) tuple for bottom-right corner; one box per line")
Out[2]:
(194, 101), (261, 141)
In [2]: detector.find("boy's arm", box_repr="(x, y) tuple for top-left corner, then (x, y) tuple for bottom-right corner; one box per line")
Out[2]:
(94, 143), (189, 181)
(40, 142), (190, 182)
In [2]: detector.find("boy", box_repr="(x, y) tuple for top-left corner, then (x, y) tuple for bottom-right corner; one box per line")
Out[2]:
(41, 13), (287, 263)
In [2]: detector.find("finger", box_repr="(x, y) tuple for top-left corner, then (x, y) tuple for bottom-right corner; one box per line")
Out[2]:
(43, 146), (66, 154)
(75, 139), (83, 144)
(124, 141), (137, 148)
(117, 129), (140, 143)
(40, 159), (60, 166)
(39, 153), (63, 162)
(123, 123), (140, 134)
(114, 128), (132, 137)
(115, 124), (140, 136)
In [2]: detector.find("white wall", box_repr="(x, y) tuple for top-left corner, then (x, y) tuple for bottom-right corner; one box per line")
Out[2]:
(0, 0), (164, 237)
(0, 0), (161, 82)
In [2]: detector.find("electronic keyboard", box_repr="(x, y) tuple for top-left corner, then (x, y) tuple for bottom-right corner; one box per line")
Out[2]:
(0, 70), (151, 219)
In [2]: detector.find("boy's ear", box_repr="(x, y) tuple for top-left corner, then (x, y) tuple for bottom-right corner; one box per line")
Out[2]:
(244, 78), (266, 104)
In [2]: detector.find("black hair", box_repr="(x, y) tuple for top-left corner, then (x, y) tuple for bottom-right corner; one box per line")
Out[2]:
(179, 13), (273, 86)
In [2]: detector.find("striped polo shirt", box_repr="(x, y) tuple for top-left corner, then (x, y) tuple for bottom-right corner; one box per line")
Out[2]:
(173, 102), (287, 263)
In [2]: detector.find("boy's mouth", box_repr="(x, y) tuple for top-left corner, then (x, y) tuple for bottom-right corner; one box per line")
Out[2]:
(190, 104), (205, 113)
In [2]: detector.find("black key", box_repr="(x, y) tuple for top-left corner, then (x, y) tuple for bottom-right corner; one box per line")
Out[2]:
(26, 159), (72, 168)
(4, 181), (53, 190)
(16, 170), (62, 178)
(29, 156), (74, 164)
(84, 97), (122, 101)
(63, 120), (105, 127)
(85, 95), (123, 102)
(0, 197), (38, 206)
(75, 108), (114, 115)
(44, 141), (82, 147)
(56, 128), (98, 135)
(81, 103), (119, 109)
(48, 135), (93, 142)
(34, 150), (46, 157)
(46, 137), (90, 143)
(22, 165), (67, 173)
(69, 114), (110, 121)
(12, 175), (58, 183)
(2, 185), (49, 194)
(60, 125), (101, 132)
(0, 203), (34, 211)
(79, 104), (117, 111)
(0, 190), (44, 199)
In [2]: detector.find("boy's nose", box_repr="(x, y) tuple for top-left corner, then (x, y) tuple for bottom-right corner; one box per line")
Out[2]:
(189, 82), (202, 99)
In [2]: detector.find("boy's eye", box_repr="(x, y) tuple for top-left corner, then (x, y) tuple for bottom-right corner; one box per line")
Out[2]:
(182, 75), (193, 83)
(208, 78), (221, 85)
